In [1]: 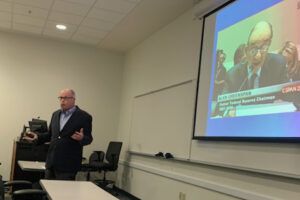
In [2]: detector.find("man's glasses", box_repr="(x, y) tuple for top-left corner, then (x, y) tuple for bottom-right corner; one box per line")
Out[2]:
(248, 44), (269, 56)
(58, 96), (74, 100)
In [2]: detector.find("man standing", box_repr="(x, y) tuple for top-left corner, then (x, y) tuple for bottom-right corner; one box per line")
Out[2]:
(24, 89), (93, 180)
(223, 21), (288, 94)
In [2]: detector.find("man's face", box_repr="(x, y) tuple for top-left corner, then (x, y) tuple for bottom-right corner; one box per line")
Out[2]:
(246, 22), (272, 69)
(246, 38), (270, 68)
(59, 90), (75, 111)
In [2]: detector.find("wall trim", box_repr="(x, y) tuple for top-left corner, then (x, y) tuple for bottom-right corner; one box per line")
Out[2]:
(134, 79), (193, 98)
(119, 159), (281, 200)
(128, 150), (300, 180)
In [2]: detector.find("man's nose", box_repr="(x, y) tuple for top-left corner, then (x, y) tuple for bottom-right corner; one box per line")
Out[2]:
(254, 50), (262, 58)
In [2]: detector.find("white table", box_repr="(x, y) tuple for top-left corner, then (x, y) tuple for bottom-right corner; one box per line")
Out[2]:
(40, 180), (118, 200)
(18, 160), (46, 172)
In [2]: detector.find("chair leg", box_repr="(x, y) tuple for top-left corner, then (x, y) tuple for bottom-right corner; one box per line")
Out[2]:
(86, 172), (90, 181)
(103, 171), (106, 182)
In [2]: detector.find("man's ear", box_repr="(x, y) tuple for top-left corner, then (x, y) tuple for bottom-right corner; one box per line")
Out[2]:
(243, 44), (246, 51)
(244, 45), (250, 57)
(245, 45), (248, 52)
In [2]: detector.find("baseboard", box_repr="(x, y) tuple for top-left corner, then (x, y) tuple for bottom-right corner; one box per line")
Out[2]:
(113, 185), (141, 200)
(119, 160), (280, 200)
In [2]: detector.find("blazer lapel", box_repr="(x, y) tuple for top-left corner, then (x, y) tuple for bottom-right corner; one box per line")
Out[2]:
(259, 53), (270, 87)
(239, 62), (249, 91)
(56, 111), (62, 134)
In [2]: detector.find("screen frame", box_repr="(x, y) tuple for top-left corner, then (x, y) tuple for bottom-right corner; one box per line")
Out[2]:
(192, 0), (300, 143)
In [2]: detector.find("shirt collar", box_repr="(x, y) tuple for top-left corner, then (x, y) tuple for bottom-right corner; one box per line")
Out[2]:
(61, 106), (77, 116)
(247, 65), (261, 79)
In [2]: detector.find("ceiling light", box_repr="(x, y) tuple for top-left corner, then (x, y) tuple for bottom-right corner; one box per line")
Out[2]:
(56, 24), (67, 30)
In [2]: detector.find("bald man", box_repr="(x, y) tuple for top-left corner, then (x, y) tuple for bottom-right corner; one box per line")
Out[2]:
(223, 21), (288, 93)
(24, 89), (93, 180)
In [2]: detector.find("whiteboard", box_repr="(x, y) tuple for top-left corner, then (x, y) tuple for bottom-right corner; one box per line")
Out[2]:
(129, 80), (196, 159)
(190, 140), (300, 177)
(129, 79), (300, 178)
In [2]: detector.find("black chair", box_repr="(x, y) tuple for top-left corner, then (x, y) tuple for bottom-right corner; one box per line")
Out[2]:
(0, 175), (46, 200)
(0, 175), (4, 200)
(81, 141), (122, 188)
(81, 151), (104, 181)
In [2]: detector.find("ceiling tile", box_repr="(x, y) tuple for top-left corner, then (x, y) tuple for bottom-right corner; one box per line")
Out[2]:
(88, 7), (125, 23)
(0, 11), (11, 21)
(0, 0), (194, 52)
(76, 26), (108, 39)
(49, 11), (84, 25)
(0, 1), (12, 12)
(95, 0), (137, 14)
(15, 0), (54, 10)
(81, 17), (115, 31)
(72, 33), (100, 45)
(57, 0), (96, 6)
(14, 4), (49, 19)
(0, 19), (11, 29)
(13, 14), (45, 27)
(52, 1), (91, 16)
(13, 22), (43, 34)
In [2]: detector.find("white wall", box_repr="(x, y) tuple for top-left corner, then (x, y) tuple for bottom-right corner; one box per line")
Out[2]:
(0, 32), (123, 180)
(116, 7), (300, 200)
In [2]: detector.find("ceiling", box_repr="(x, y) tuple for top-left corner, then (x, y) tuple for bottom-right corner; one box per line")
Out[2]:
(0, 0), (196, 52)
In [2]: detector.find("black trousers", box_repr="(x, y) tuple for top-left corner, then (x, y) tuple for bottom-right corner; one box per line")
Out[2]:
(45, 168), (77, 180)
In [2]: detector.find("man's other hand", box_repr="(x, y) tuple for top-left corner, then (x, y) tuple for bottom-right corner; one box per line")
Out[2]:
(23, 131), (38, 141)
(71, 128), (84, 141)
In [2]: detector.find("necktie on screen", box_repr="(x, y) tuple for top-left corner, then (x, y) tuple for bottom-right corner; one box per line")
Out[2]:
(250, 73), (257, 89)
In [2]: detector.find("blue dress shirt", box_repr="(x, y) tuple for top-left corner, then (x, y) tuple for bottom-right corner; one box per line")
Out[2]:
(60, 106), (77, 131)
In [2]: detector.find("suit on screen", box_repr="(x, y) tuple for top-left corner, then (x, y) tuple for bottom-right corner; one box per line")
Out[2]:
(223, 53), (288, 94)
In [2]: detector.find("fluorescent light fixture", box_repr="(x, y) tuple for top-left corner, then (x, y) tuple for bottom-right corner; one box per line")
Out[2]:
(56, 24), (67, 30)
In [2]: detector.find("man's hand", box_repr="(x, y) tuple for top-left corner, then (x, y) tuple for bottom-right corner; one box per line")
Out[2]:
(71, 128), (84, 141)
(23, 131), (38, 142)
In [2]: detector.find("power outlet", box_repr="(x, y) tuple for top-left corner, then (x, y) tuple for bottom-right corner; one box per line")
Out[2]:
(179, 192), (186, 200)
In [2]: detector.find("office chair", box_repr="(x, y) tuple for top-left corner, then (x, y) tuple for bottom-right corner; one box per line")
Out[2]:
(0, 176), (46, 200)
(81, 151), (104, 181)
(82, 141), (122, 188)
(0, 175), (3, 200)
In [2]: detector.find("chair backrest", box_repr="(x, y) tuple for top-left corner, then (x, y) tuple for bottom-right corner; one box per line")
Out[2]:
(89, 151), (104, 164)
(105, 142), (122, 171)
(0, 175), (4, 200)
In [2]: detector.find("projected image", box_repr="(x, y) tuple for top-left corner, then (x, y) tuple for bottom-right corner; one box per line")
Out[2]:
(210, 0), (300, 119)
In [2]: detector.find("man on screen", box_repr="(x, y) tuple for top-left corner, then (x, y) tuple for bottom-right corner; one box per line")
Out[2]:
(223, 21), (288, 94)
(213, 49), (227, 100)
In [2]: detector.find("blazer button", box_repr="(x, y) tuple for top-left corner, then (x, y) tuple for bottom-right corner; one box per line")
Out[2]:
(58, 136), (61, 139)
